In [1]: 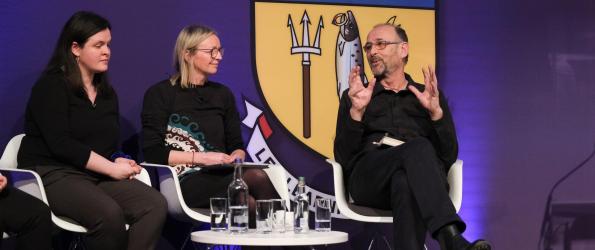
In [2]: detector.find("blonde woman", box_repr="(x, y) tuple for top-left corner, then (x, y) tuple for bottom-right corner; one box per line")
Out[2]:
(141, 25), (279, 228)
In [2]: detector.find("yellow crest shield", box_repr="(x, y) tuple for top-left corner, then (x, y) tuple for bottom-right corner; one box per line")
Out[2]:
(254, 1), (436, 159)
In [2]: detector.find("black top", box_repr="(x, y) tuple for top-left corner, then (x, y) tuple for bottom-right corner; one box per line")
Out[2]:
(334, 73), (458, 177)
(17, 72), (119, 169)
(141, 79), (243, 173)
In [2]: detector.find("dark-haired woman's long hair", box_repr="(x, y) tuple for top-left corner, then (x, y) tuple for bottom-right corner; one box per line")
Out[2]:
(44, 11), (114, 98)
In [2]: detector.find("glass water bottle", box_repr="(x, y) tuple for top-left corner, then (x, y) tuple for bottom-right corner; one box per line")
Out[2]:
(227, 159), (249, 233)
(294, 176), (310, 233)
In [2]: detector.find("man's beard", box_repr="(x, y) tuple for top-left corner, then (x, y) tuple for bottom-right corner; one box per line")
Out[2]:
(369, 56), (387, 77)
(371, 62), (387, 78)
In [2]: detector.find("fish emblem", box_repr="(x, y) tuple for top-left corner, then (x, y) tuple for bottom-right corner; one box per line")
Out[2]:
(332, 10), (368, 98)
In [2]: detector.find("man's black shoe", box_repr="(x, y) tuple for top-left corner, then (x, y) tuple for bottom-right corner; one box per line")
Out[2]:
(467, 239), (492, 250)
(436, 224), (492, 250)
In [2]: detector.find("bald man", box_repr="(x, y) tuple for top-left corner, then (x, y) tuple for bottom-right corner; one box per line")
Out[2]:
(334, 24), (491, 250)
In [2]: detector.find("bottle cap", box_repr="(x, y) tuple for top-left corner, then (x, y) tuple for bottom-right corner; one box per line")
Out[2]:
(298, 176), (305, 185)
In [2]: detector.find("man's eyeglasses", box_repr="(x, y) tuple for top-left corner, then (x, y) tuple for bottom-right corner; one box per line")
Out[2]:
(189, 47), (224, 58)
(363, 41), (405, 53)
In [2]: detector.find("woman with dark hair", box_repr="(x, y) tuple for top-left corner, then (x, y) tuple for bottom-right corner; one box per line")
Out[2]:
(17, 11), (167, 250)
(141, 25), (279, 228)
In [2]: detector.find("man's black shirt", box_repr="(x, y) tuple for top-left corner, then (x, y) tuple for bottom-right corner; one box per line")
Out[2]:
(333, 73), (458, 178)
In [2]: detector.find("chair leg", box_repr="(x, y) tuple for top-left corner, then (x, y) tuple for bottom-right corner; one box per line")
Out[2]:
(181, 226), (195, 250)
(180, 234), (190, 250)
(380, 235), (392, 250)
(367, 231), (392, 250)
(367, 237), (376, 250)
(68, 233), (85, 250)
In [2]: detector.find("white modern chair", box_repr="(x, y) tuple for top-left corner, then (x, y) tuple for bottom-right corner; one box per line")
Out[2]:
(141, 163), (210, 223)
(326, 158), (463, 249)
(0, 134), (151, 249)
(142, 162), (290, 223)
(141, 162), (290, 249)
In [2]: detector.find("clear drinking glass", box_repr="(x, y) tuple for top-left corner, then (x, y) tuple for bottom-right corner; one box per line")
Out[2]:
(315, 198), (332, 232)
(271, 199), (287, 233)
(256, 200), (273, 233)
(209, 197), (228, 231)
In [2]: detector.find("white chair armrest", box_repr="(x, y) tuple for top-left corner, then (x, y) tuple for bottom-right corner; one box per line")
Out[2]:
(0, 167), (87, 233)
(141, 163), (210, 223)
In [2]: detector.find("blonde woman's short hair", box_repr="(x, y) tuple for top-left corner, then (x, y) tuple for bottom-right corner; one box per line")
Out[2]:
(170, 25), (216, 88)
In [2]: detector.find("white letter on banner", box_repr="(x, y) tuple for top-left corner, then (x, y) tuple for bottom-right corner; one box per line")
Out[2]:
(242, 100), (263, 129)
(243, 100), (345, 218)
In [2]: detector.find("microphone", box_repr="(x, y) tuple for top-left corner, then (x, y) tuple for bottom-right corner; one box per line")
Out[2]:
(538, 143), (595, 250)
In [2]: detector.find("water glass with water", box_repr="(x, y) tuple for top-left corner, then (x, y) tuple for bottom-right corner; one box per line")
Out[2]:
(271, 199), (287, 233)
(285, 211), (294, 232)
(315, 198), (332, 232)
(210, 197), (228, 231)
(256, 200), (273, 233)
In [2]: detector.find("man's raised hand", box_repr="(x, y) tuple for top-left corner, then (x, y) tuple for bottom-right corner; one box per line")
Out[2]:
(408, 66), (443, 121)
(348, 66), (376, 121)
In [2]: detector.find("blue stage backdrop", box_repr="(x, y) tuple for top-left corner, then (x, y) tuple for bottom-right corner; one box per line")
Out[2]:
(1, 0), (594, 249)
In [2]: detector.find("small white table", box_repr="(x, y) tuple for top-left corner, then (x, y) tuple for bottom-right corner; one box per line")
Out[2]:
(191, 230), (348, 247)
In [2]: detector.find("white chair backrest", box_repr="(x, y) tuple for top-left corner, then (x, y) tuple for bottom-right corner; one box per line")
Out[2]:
(262, 165), (291, 208)
(327, 159), (393, 223)
(0, 134), (25, 169)
(159, 166), (192, 220)
(447, 159), (463, 212)
(0, 134), (43, 202)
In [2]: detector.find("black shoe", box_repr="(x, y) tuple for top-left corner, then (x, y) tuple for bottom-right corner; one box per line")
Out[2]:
(436, 224), (492, 250)
(467, 239), (492, 250)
